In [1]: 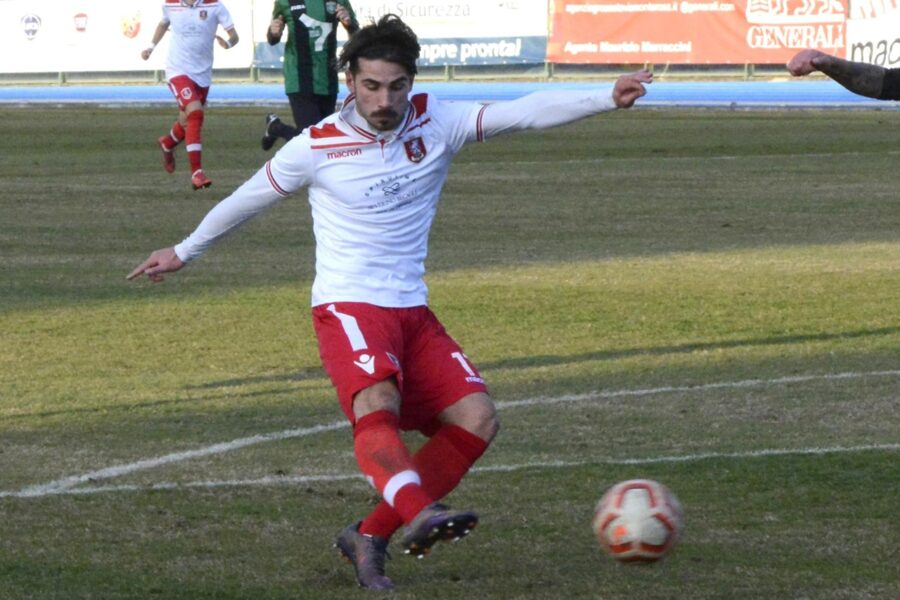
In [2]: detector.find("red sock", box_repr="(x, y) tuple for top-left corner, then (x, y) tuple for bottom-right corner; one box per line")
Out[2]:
(353, 411), (432, 523)
(185, 110), (204, 173)
(161, 121), (185, 151)
(359, 424), (489, 538)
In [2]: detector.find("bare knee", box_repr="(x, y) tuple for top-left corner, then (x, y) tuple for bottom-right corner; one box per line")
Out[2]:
(352, 379), (401, 420)
(439, 393), (500, 443)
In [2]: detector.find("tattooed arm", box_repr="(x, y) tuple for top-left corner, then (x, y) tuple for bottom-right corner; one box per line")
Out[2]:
(787, 49), (898, 100)
(880, 68), (900, 101)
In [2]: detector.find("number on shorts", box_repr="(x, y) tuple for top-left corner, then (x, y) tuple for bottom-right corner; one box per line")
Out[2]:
(450, 351), (477, 377)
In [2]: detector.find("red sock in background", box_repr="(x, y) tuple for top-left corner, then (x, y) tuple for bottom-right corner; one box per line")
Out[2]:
(359, 424), (489, 539)
(353, 410), (433, 523)
(161, 121), (185, 151)
(185, 110), (204, 173)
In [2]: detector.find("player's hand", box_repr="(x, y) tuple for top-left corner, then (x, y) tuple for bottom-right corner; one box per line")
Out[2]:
(141, 47), (153, 61)
(127, 247), (185, 283)
(270, 15), (285, 36)
(216, 35), (230, 49)
(787, 49), (826, 76)
(335, 5), (352, 27)
(613, 69), (652, 109)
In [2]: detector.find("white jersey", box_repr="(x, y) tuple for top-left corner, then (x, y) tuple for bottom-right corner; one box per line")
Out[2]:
(174, 88), (619, 307)
(161, 0), (234, 87)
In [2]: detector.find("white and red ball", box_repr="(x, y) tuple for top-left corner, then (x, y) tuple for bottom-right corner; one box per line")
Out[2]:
(592, 479), (683, 563)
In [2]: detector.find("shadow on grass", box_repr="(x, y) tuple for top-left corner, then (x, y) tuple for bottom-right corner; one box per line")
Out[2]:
(478, 325), (900, 371)
(184, 367), (327, 389)
(6, 383), (332, 421)
(10, 326), (897, 421)
(191, 325), (900, 387)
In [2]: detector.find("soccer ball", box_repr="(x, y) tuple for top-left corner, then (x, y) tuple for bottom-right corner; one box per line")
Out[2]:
(592, 479), (683, 563)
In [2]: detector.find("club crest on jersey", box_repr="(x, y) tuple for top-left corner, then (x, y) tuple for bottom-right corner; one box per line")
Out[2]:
(404, 137), (426, 163)
(199, 10), (208, 20)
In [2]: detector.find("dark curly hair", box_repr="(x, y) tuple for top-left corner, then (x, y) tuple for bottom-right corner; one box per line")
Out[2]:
(338, 14), (420, 76)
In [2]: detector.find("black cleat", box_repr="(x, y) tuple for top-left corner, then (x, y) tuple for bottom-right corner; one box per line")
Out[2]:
(261, 113), (280, 151)
(334, 522), (394, 590)
(400, 503), (478, 558)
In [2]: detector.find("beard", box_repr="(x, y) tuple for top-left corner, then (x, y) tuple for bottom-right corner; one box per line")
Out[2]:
(368, 109), (402, 131)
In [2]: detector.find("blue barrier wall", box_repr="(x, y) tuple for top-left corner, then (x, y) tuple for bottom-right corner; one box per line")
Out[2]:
(1, 81), (897, 108)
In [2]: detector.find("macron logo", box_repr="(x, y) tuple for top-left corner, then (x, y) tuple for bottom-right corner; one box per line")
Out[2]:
(354, 353), (375, 374)
(327, 148), (362, 160)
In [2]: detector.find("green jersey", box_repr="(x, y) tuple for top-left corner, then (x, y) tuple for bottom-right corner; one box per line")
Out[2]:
(270, 0), (358, 96)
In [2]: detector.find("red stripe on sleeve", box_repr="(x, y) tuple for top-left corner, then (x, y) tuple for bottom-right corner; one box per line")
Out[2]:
(476, 105), (488, 142)
(265, 161), (289, 196)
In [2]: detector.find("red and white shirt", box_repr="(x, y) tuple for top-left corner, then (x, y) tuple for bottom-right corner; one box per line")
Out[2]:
(161, 0), (234, 87)
(174, 88), (619, 307)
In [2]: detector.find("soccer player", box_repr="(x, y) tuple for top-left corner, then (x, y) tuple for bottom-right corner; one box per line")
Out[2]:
(787, 49), (900, 101)
(142, 0), (240, 190)
(260, 0), (359, 151)
(128, 14), (651, 591)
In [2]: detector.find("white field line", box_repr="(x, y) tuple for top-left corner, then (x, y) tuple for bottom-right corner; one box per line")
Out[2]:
(3, 369), (899, 499)
(7, 443), (899, 498)
(495, 369), (900, 409)
(5, 421), (348, 499)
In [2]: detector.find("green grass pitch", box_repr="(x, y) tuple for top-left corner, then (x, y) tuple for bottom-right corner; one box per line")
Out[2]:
(1, 105), (898, 598)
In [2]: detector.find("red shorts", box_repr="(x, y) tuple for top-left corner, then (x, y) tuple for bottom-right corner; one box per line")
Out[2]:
(167, 75), (209, 111)
(312, 303), (488, 432)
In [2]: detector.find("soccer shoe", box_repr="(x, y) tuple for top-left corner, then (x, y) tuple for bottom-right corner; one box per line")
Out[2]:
(158, 136), (175, 173)
(191, 169), (212, 190)
(261, 113), (280, 151)
(400, 503), (478, 558)
(334, 522), (394, 590)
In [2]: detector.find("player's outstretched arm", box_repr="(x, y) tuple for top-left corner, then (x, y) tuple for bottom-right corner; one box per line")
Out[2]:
(141, 22), (169, 60)
(476, 68), (653, 139)
(613, 69), (653, 109)
(786, 48), (827, 76)
(787, 49), (886, 99)
(126, 161), (304, 285)
(127, 247), (184, 284)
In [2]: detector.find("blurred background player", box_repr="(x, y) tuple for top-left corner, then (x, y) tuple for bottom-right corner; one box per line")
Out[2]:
(260, 0), (359, 151)
(128, 14), (651, 591)
(788, 49), (900, 101)
(142, 0), (239, 190)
